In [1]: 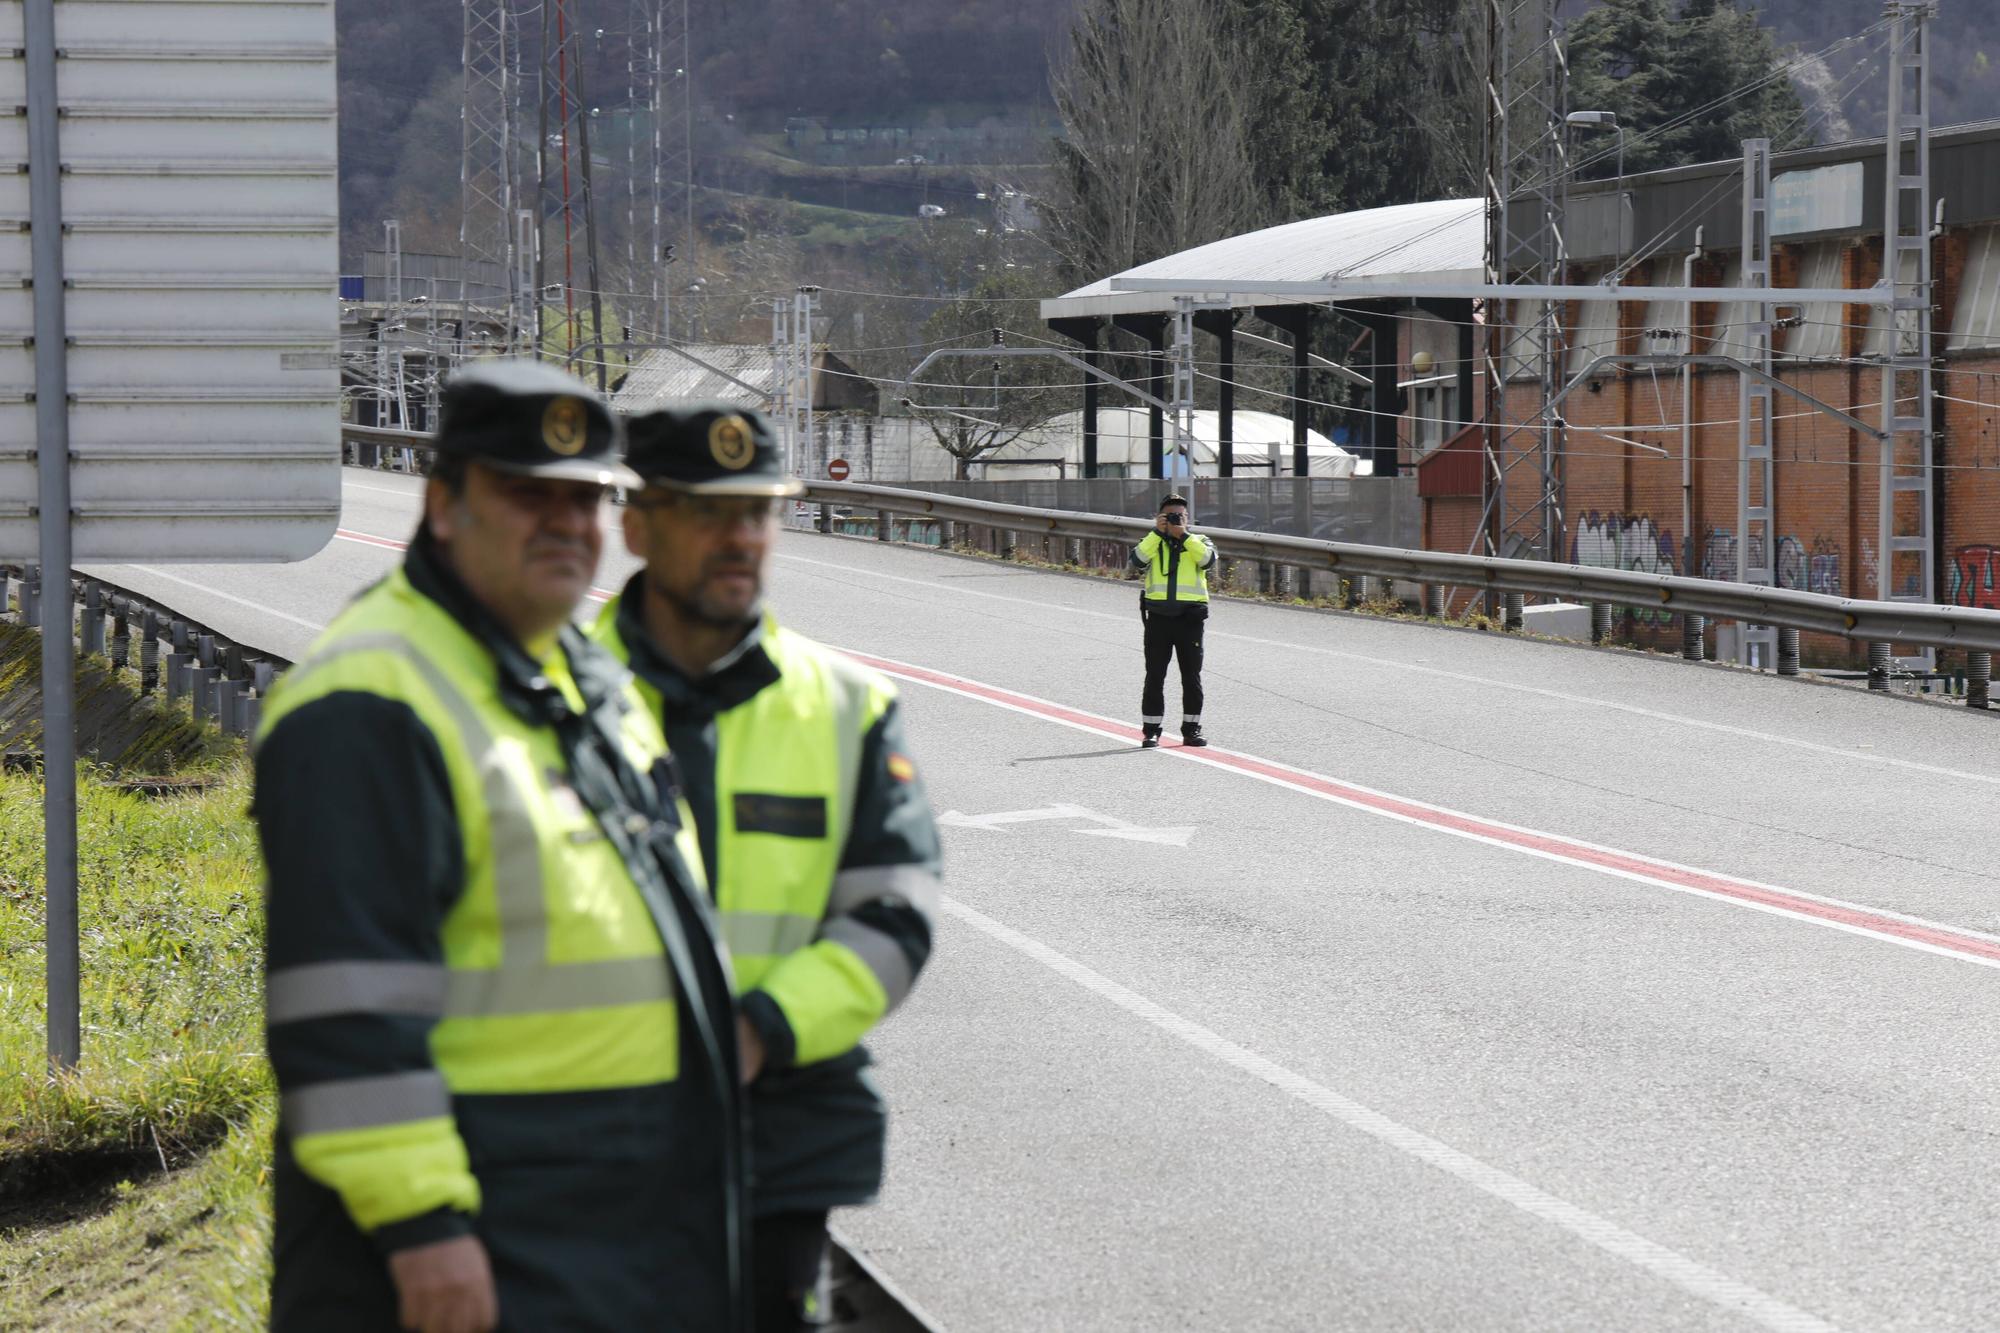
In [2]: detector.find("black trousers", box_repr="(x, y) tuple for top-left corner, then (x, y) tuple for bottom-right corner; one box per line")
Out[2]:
(752, 1210), (832, 1331)
(1141, 608), (1205, 726)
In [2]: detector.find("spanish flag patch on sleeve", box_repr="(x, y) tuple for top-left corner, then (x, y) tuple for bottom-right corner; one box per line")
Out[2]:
(887, 753), (917, 783)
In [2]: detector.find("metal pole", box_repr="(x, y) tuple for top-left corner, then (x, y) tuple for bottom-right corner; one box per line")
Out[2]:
(26, 0), (78, 1071)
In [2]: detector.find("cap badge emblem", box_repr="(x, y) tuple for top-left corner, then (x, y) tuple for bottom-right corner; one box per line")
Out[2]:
(542, 396), (588, 456)
(709, 414), (755, 470)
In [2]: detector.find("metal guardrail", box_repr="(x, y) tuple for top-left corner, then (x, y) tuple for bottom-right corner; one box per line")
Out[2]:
(803, 480), (1999, 704)
(1, 564), (282, 736)
(337, 425), (1997, 703)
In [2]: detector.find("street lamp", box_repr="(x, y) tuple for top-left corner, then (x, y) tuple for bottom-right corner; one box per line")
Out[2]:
(1567, 110), (1626, 272)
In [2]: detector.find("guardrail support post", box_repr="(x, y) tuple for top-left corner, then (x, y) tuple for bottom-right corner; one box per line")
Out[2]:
(1968, 651), (1991, 710)
(1297, 569), (1312, 601)
(1001, 531), (1017, 561)
(938, 519), (955, 549)
(140, 616), (160, 694)
(165, 653), (187, 704)
(1064, 538), (1081, 567)
(1681, 614), (1704, 661)
(1777, 628), (1801, 677)
(1867, 641), (1890, 690)
(109, 600), (128, 670)
(80, 583), (104, 658)
(1503, 592), (1523, 631)
(1589, 602), (1613, 645)
(817, 504), (832, 534)
(192, 667), (219, 722)
(21, 565), (39, 628)
(876, 511), (891, 542)
(215, 678), (245, 735)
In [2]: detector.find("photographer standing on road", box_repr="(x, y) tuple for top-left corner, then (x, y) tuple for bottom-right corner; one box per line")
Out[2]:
(1132, 492), (1215, 749)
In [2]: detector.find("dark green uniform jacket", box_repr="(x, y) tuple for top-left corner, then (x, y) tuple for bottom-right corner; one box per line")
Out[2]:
(257, 535), (747, 1331)
(596, 575), (941, 1216)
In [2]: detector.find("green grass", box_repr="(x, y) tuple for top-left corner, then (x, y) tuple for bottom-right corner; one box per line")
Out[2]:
(0, 759), (273, 1330)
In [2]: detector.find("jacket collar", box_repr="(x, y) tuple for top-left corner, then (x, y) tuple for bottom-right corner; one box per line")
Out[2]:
(404, 526), (605, 723)
(614, 569), (783, 716)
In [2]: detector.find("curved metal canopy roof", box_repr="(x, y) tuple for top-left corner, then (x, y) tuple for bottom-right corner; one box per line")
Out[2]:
(1039, 197), (1485, 322)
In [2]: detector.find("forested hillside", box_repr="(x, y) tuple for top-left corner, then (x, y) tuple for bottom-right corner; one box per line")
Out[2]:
(1753, 0), (1992, 142)
(334, 0), (1071, 256)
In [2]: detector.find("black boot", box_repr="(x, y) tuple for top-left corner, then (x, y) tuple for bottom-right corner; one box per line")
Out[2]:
(1180, 721), (1208, 747)
(1141, 724), (1162, 749)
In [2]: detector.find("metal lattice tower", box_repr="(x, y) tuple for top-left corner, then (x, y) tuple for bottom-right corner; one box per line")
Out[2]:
(1737, 139), (1778, 667)
(659, 0), (694, 340)
(460, 0), (529, 354)
(582, 0), (692, 344)
(1878, 1), (1937, 648)
(1478, 0), (1569, 564)
(532, 0), (606, 380)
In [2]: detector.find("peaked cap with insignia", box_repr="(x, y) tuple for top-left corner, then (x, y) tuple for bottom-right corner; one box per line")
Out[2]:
(623, 403), (803, 497)
(435, 359), (637, 487)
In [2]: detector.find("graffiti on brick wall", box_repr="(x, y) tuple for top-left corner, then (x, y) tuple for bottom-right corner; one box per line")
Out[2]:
(1572, 512), (1678, 624)
(1700, 529), (1842, 597)
(1948, 545), (2000, 609)
(1775, 535), (1843, 598)
(1701, 528), (1756, 583)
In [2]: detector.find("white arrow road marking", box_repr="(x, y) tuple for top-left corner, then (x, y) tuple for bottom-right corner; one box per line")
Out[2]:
(937, 803), (1098, 830)
(1075, 824), (1198, 848)
(938, 803), (1196, 846)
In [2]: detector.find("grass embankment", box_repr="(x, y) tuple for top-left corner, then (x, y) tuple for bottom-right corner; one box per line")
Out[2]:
(0, 759), (271, 1330)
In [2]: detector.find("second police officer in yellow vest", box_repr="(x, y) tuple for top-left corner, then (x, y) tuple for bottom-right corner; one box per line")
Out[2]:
(591, 404), (943, 1331)
(1132, 492), (1216, 748)
(255, 361), (748, 1332)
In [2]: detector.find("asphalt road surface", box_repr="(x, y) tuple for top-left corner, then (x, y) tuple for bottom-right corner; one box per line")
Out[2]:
(90, 470), (2000, 1331)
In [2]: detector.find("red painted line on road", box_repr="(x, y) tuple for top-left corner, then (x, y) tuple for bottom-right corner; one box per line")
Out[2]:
(843, 649), (2000, 972)
(334, 528), (618, 602)
(336, 527), (407, 553)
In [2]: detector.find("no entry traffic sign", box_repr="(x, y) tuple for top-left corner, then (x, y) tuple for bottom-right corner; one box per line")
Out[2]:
(829, 458), (851, 481)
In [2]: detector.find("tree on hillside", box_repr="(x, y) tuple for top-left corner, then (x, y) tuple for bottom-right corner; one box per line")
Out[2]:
(1566, 0), (1810, 178)
(1043, 0), (1264, 284)
(1284, 0), (1483, 213)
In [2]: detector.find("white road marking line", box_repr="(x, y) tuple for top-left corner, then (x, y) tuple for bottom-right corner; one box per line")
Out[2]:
(777, 547), (2000, 787)
(342, 479), (427, 498)
(117, 566), (328, 631)
(944, 896), (1842, 1333)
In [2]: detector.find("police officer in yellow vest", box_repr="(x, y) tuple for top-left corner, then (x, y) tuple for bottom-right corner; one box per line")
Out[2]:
(590, 404), (941, 1331)
(255, 361), (747, 1332)
(1132, 491), (1216, 748)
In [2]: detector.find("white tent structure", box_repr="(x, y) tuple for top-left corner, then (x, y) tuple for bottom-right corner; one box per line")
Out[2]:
(975, 408), (1367, 481)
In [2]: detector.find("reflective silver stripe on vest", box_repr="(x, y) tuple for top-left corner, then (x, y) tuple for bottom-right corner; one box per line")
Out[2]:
(479, 743), (551, 967)
(279, 630), (666, 1016)
(268, 961), (448, 1025)
(826, 654), (874, 848)
(720, 910), (820, 960)
(827, 864), (941, 926)
(819, 917), (915, 1010)
(443, 955), (674, 1016)
(283, 1069), (451, 1136)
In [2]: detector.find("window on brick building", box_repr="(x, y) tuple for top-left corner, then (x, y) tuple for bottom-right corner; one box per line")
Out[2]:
(1412, 381), (1457, 451)
(1782, 244), (1847, 364)
(1862, 250), (1924, 359)
(1949, 225), (2000, 352)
